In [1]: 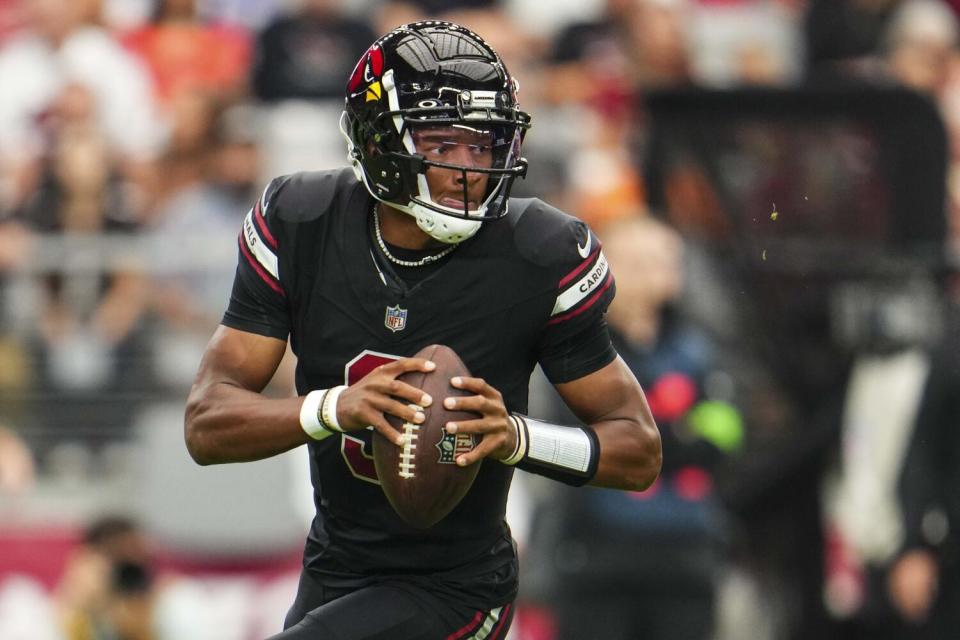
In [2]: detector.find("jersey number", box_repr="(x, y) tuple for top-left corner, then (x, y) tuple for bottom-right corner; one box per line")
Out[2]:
(340, 350), (400, 484)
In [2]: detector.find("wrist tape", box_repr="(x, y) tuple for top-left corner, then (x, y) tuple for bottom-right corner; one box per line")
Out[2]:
(503, 413), (600, 486)
(299, 386), (347, 440)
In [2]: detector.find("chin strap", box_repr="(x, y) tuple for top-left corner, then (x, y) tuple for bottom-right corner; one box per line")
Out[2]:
(409, 201), (482, 244)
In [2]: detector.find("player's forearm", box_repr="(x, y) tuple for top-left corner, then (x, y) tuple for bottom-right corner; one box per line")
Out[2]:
(546, 357), (662, 491)
(590, 416), (662, 491)
(184, 381), (308, 465)
(507, 410), (661, 490)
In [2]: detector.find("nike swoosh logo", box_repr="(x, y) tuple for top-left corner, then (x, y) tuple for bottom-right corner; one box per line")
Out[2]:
(577, 233), (592, 259)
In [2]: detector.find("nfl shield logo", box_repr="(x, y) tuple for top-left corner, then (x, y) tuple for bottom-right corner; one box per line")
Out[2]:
(384, 305), (408, 332)
(436, 432), (477, 464)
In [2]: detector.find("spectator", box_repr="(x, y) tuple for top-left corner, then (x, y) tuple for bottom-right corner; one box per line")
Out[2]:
(544, 0), (651, 114)
(541, 0), (697, 226)
(822, 277), (942, 639)
(56, 515), (157, 640)
(148, 88), (221, 214)
(0, 0), (164, 195)
(883, 0), (958, 98)
(16, 83), (149, 450)
(804, 0), (902, 80)
(148, 102), (262, 387)
(525, 215), (742, 640)
(886, 283), (960, 639)
(251, 0), (376, 103)
(121, 0), (252, 108)
(600, 214), (742, 640)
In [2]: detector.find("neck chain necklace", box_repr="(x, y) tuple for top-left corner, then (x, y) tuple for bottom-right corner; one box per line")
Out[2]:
(372, 205), (457, 267)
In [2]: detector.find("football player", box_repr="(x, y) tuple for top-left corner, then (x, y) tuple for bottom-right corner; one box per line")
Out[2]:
(185, 21), (661, 639)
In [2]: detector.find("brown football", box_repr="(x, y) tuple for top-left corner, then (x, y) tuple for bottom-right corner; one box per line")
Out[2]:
(373, 344), (481, 529)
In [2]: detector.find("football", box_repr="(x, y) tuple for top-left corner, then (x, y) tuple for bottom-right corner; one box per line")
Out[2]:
(373, 344), (481, 529)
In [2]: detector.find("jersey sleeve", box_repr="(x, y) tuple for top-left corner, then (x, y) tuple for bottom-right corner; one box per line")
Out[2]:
(537, 220), (617, 384)
(221, 178), (290, 340)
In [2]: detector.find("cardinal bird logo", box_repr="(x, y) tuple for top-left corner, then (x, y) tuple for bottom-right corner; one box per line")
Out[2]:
(348, 45), (385, 103)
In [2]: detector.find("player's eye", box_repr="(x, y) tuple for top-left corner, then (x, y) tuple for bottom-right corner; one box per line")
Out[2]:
(421, 142), (451, 156)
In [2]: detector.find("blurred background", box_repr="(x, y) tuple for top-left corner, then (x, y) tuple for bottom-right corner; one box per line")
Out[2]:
(1, 0), (959, 638)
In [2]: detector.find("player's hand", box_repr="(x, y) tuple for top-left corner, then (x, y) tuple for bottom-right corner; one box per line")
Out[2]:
(442, 376), (516, 466)
(336, 358), (435, 446)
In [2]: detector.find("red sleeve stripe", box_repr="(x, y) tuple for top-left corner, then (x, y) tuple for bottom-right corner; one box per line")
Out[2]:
(445, 604), (511, 640)
(238, 235), (285, 296)
(546, 274), (613, 326)
(552, 250), (609, 316)
(558, 246), (601, 288)
(447, 611), (483, 640)
(253, 197), (278, 250)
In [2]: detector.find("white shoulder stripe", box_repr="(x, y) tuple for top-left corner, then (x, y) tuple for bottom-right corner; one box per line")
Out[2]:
(551, 252), (609, 316)
(242, 209), (279, 279)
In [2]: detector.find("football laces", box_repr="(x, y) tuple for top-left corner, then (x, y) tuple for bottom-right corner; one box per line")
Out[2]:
(398, 404), (422, 479)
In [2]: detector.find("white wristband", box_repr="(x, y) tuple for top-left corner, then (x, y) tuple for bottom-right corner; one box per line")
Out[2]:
(501, 414), (528, 466)
(321, 385), (347, 432)
(299, 389), (333, 441)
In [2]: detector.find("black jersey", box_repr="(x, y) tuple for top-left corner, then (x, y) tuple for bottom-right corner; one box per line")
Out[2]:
(222, 168), (616, 609)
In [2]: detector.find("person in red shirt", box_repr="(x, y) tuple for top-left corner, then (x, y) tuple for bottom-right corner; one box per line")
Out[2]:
(122, 0), (251, 107)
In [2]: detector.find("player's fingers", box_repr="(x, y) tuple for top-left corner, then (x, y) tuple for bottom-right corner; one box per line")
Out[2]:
(380, 358), (436, 376)
(450, 375), (498, 398)
(454, 435), (500, 467)
(447, 417), (515, 462)
(369, 416), (406, 447)
(379, 379), (433, 407)
(443, 417), (498, 435)
(373, 397), (426, 426)
(442, 393), (503, 417)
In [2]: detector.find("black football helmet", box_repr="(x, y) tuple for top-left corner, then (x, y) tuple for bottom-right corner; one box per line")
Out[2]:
(340, 21), (531, 243)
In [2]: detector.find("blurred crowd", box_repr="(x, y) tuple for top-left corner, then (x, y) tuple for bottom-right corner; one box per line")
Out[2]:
(3, 0), (960, 639)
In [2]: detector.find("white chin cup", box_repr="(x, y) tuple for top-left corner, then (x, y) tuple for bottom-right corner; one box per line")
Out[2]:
(410, 202), (483, 244)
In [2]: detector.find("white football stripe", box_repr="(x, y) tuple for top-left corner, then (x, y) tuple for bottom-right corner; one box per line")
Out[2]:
(470, 606), (504, 640)
(551, 252), (609, 316)
(242, 210), (279, 279)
